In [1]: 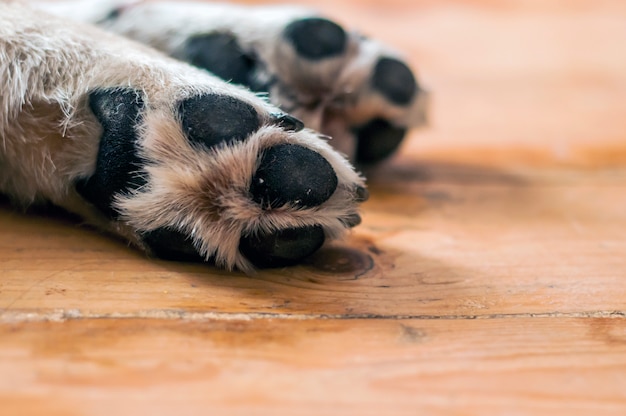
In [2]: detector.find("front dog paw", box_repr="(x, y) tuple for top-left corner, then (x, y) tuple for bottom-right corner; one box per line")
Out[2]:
(68, 1), (429, 165)
(76, 87), (366, 272)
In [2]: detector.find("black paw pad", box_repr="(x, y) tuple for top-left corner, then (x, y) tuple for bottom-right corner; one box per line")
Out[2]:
(142, 227), (205, 262)
(179, 94), (259, 149)
(283, 18), (347, 60)
(184, 33), (256, 87)
(372, 57), (417, 106)
(250, 144), (338, 209)
(239, 225), (325, 268)
(76, 88), (146, 218)
(353, 118), (407, 164)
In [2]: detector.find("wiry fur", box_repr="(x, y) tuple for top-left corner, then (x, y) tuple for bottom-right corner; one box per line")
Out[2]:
(0, 1), (365, 272)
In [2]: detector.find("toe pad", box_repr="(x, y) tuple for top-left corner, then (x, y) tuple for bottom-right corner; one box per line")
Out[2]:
(283, 18), (347, 60)
(250, 144), (338, 209)
(239, 225), (325, 268)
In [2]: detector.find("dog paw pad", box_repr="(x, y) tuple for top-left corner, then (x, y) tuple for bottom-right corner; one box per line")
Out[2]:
(179, 94), (260, 149)
(76, 88), (146, 218)
(250, 144), (338, 209)
(184, 33), (255, 86)
(372, 57), (417, 106)
(142, 227), (205, 262)
(239, 224), (325, 268)
(353, 118), (407, 164)
(283, 17), (347, 60)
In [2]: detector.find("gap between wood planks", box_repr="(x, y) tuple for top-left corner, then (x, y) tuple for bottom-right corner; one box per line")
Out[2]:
(1, 309), (625, 323)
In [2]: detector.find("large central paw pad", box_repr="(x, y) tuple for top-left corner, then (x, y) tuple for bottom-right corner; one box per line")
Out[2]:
(78, 88), (365, 271)
(76, 88), (146, 218)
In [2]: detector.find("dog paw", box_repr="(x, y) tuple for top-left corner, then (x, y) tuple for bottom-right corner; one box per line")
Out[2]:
(60, 1), (429, 165)
(2, 2), (367, 272)
(76, 87), (366, 272)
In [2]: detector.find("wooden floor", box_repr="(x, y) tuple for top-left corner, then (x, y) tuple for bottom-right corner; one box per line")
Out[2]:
(2, 1), (626, 414)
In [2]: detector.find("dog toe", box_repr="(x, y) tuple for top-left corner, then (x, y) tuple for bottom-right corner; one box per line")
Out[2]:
(283, 17), (347, 60)
(250, 144), (338, 209)
(239, 224), (325, 268)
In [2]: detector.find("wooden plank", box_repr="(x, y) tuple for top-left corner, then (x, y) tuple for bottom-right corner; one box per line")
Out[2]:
(2, 168), (625, 317)
(1, 317), (625, 415)
(1, 0), (626, 415)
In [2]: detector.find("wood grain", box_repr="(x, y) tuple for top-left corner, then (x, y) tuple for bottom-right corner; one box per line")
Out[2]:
(2, 0), (626, 414)
(2, 318), (626, 415)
